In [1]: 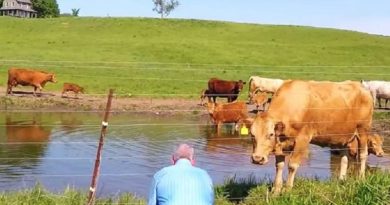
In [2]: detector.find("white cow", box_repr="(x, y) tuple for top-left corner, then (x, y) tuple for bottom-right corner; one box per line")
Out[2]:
(247, 76), (285, 103)
(361, 80), (390, 108)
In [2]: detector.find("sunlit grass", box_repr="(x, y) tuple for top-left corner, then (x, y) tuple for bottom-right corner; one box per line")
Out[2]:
(0, 17), (389, 97)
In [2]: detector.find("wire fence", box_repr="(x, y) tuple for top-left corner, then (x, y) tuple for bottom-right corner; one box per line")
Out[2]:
(0, 60), (390, 199)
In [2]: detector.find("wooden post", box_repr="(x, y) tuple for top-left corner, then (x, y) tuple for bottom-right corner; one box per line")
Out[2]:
(86, 89), (114, 205)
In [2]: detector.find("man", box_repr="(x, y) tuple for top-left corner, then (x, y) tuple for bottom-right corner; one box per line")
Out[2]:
(148, 144), (214, 205)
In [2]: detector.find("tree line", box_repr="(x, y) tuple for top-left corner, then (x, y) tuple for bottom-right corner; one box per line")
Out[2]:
(0, 0), (180, 18)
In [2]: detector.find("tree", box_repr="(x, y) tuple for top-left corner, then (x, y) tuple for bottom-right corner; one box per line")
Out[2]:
(31, 0), (60, 18)
(71, 8), (80, 17)
(152, 0), (179, 19)
(0, 0), (4, 8)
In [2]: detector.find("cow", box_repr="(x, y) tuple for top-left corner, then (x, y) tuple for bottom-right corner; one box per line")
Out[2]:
(250, 92), (270, 112)
(207, 78), (246, 103)
(347, 134), (384, 158)
(6, 68), (57, 97)
(247, 76), (285, 103)
(62, 82), (84, 99)
(206, 101), (248, 135)
(250, 80), (373, 194)
(361, 80), (390, 108)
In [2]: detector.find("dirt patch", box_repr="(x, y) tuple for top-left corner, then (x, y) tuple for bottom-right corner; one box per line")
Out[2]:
(0, 87), (206, 115)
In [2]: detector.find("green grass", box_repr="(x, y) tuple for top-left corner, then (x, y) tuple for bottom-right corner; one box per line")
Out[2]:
(215, 171), (390, 205)
(2, 171), (389, 205)
(0, 17), (389, 97)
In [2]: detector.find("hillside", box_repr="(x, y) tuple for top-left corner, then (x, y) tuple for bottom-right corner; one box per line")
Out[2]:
(0, 17), (389, 96)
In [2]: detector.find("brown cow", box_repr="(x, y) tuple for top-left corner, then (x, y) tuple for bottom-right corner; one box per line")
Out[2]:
(208, 78), (246, 103)
(206, 101), (248, 135)
(62, 82), (84, 99)
(6, 68), (57, 97)
(250, 80), (373, 194)
(347, 134), (384, 158)
(6, 117), (51, 143)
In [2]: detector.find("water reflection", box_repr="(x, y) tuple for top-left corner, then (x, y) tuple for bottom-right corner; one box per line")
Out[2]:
(0, 112), (387, 197)
(0, 115), (51, 177)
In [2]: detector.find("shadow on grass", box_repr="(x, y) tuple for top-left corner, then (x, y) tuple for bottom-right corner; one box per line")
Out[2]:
(215, 174), (271, 204)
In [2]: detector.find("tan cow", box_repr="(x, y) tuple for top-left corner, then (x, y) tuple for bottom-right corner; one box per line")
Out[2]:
(347, 134), (384, 158)
(62, 82), (84, 98)
(247, 76), (284, 103)
(206, 101), (248, 135)
(251, 92), (269, 111)
(250, 80), (373, 194)
(6, 68), (57, 96)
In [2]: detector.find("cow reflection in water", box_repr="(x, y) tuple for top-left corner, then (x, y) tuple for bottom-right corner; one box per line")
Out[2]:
(201, 124), (251, 153)
(0, 116), (52, 174)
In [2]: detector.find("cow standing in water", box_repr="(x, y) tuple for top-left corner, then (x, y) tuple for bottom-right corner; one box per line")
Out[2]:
(250, 80), (373, 194)
(6, 68), (57, 97)
(207, 78), (246, 103)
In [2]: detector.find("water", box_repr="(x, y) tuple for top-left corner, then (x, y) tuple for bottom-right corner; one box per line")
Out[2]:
(0, 112), (388, 197)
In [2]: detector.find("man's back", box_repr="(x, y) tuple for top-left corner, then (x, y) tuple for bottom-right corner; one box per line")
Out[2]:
(148, 159), (214, 205)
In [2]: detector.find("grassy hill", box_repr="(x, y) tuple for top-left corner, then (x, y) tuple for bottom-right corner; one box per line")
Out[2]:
(0, 17), (389, 97)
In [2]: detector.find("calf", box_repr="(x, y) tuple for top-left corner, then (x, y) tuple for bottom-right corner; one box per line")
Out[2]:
(206, 101), (248, 135)
(7, 68), (57, 96)
(61, 83), (84, 99)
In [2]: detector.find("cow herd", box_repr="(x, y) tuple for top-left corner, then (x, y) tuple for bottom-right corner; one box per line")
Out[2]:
(5, 68), (85, 98)
(4, 67), (390, 194)
(202, 76), (389, 194)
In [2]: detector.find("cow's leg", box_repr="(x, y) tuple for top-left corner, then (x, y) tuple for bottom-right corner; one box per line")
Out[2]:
(339, 150), (349, 180)
(6, 83), (11, 95)
(356, 128), (369, 178)
(272, 155), (285, 194)
(371, 91), (377, 108)
(217, 122), (223, 136)
(213, 96), (216, 103)
(286, 135), (310, 189)
(33, 86), (37, 97)
(377, 97), (382, 108)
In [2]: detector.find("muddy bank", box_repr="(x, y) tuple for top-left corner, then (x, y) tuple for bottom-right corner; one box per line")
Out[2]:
(0, 90), (206, 115)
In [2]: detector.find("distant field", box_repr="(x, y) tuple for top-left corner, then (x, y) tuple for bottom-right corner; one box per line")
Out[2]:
(0, 17), (389, 98)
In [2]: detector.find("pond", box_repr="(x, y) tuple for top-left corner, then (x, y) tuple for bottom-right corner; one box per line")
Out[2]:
(0, 112), (388, 197)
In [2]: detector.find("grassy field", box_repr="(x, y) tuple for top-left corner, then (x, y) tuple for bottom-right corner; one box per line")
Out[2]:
(1, 171), (389, 205)
(0, 17), (390, 97)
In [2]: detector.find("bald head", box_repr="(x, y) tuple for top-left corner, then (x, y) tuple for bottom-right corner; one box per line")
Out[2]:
(173, 143), (194, 162)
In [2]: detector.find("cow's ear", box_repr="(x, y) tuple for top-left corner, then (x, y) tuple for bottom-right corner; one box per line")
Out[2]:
(274, 121), (285, 135)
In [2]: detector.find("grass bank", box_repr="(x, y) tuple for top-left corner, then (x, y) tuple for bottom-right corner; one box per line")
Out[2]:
(1, 171), (389, 205)
(0, 17), (389, 97)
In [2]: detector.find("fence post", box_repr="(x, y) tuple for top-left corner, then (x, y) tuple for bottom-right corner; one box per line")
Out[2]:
(87, 89), (114, 205)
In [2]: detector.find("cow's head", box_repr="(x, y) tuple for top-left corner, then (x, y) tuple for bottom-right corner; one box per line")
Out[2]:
(368, 134), (384, 157)
(49, 74), (57, 83)
(235, 80), (246, 93)
(250, 114), (285, 165)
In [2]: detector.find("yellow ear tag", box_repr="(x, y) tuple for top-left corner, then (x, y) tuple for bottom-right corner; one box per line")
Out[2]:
(240, 125), (249, 135)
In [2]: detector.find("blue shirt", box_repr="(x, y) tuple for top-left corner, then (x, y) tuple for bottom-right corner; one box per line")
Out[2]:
(148, 159), (214, 205)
